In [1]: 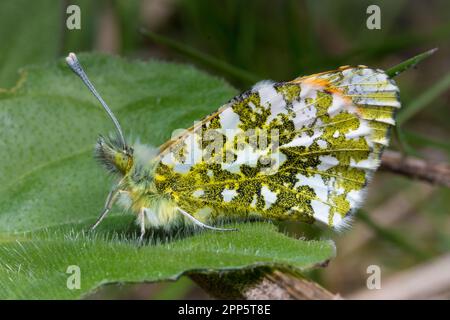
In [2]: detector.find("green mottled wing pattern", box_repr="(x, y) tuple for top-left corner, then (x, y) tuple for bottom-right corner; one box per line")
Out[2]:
(154, 66), (400, 229)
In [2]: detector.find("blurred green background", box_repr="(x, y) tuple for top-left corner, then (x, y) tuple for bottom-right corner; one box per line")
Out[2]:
(0, 0), (449, 299)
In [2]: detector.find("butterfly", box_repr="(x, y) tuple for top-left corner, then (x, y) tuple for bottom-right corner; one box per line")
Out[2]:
(66, 53), (400, 241)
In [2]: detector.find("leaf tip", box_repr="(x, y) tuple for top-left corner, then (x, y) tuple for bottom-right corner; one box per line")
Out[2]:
(387, 48), (439, 78)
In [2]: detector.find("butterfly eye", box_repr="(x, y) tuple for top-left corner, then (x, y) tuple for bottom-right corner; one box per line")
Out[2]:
(125, 146), (134, 156)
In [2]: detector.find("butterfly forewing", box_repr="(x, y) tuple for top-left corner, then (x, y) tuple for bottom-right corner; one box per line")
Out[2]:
(154, 66), (400, 229)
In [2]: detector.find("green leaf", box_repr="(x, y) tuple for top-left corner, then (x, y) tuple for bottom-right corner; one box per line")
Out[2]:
(0, 222), (335, 299)
(0, 54), (335, 299)
(386, 48), (438, 78)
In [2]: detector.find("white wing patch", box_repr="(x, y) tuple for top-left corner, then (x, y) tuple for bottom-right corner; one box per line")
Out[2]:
(222, 189), (238, 202)
(261, 185), (278, 209)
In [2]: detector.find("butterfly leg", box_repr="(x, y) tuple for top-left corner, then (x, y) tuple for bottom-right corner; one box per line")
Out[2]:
(91, 189), (120, 230)
(176, 207), (238, 231)
(138, 208), (146, 244)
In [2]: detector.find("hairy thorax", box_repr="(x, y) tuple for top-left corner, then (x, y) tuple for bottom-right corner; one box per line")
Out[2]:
(116, 144), (187, 230)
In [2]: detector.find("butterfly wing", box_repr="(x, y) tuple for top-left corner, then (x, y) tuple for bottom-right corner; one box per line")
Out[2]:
(154, 66), (400, 229)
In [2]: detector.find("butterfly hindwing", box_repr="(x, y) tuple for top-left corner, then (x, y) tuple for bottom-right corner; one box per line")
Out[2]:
(154, 66), (400, 229)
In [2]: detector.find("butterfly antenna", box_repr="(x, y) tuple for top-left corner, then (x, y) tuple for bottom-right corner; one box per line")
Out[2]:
(65, 52), (127, 150)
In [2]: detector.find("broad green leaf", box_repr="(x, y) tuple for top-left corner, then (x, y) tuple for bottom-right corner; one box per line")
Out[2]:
(0, 221), (335, 299)
(0, 54), (335, 299)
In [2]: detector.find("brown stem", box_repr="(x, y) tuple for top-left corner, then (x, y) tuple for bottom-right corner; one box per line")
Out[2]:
(381, 150), (450, 187)
(190, 268), (341, 300)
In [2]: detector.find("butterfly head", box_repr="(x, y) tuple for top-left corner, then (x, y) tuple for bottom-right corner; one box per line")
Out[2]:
(95, 135), (134, 175)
